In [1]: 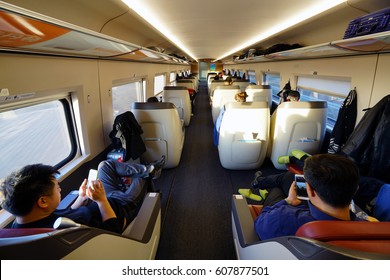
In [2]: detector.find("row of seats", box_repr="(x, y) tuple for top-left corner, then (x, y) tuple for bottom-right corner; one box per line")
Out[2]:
(212, 84), (271, 122)
(212, 82), (327, 170)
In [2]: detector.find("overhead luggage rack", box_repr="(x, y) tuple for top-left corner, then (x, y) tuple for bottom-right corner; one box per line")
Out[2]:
(226, 31), (390, 64)
(0, 2), (189, 64)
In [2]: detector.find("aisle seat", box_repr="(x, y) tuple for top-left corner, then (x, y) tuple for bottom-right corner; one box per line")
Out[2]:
(231, 194), (390, 260)
(131, 102), (185, 168)
(245, 84), (272, 108)
(211, 85), (241, 123)
(163, 86), (192, 126)
(268, 101), (328, 169)
(218, 101), (269, 170)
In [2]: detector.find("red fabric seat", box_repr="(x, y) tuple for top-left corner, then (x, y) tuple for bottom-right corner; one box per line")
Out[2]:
(296, 221), (390, 254)
(0, 228), (54, 238)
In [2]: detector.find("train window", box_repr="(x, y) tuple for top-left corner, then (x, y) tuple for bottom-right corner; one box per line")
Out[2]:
(169, 72), (176, 85)
(112, 80), (145, 117)
(154, 73), (166, 95)
(263, 73), (281, 104)
(0, 99), (77, 179)
(296, 76), (351, 130)
(248, 70), (256, 84)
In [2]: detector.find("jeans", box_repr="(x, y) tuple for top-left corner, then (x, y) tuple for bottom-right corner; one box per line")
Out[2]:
(97, 160), (148, 207)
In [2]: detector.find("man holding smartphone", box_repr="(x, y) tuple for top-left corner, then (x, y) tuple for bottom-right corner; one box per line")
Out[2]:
(0, 156), (165, 233)
(254, 154), (366, 240)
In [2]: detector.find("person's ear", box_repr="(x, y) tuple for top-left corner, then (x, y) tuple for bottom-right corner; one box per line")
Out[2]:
(306, 183), (316, 197)
(37, 196), (48, 208)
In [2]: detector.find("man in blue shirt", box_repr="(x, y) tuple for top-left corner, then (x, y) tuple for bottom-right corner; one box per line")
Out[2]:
(254, 154), (365, 240)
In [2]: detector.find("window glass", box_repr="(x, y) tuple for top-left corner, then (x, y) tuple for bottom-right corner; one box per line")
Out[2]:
(169, 72), (176, 85)
(154, 74), (166, 95)
(0, 99), (76, 178)
(297, 76), (351, 130)
(112, 81), (144, 117)
(263, 73), (281, 104)
(248, 70), (256, 84)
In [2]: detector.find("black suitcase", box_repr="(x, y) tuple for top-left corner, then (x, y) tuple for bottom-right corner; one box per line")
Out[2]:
(343, 7), (390, 39)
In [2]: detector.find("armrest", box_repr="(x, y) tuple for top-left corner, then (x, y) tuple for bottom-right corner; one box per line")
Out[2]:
(57, 190), (79, 210)
(122, 192), (161, 243)
(231, 195), (260, 247)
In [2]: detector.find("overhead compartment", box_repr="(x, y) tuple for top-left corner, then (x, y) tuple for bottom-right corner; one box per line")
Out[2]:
(0, 2), (189, 64)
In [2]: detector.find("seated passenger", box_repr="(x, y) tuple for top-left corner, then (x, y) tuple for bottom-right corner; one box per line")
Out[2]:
(244, 154), (374, 240)
(285, 90), (300, 102)
(0, 157), (165, 233)
(213, 92), (248, 146)
(224, 76), (233, 86)
(147, 96), (159, 102)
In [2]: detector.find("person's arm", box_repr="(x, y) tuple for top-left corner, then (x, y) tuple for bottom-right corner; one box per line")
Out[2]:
(70, 179), (89, 209)
(87, 180), (116, 222)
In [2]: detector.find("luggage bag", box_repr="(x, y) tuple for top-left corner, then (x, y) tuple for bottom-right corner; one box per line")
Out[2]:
(343, 7), (390, 39)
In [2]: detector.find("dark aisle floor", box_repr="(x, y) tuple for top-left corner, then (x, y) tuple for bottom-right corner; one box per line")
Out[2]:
(154, 80), (278, 260)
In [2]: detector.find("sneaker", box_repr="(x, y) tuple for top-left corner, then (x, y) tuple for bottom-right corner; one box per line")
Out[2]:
(291, 149), (310, 160)
(149, 155), (166, 179)
(278, 155), (291, 164)
(250, 171), (263, 188)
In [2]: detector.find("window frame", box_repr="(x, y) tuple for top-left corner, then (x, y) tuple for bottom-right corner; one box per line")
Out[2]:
(0, 95), (79, 177)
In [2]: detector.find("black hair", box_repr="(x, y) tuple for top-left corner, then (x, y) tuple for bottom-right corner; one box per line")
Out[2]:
(0, 164), (59, 216)
(303, 154), (359, 208)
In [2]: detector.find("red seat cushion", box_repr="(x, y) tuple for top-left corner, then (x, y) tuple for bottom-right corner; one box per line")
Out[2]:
(0, 228), (54, 238)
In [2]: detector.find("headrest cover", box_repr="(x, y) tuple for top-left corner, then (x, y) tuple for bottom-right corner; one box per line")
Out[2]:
(131, 102), (176, 110)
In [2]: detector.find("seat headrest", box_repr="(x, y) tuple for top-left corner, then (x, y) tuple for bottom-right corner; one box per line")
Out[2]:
(278, 101), (327, 109)
(225, 101), (268, 110)
(131, 102), (176, 110)
(164, 86), (187, 90)
(296, 221), (390, 241)
(214, 85), (240, 90)
(246, 84), (271, 89)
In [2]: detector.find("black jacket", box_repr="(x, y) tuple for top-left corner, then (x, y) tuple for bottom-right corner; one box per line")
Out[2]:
(342, 95), (390, 182)
(328, 89), (357, 153)
(109, 111), (146, 161)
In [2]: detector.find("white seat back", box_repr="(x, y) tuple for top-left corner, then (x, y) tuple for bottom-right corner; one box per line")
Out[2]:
(131, 102), (185, 168)
(269, 101), (328, 169)
(245, 85), (272, 108)
(176, 79), (195, 90)
(218, 102), (270, 170)
(232, 80), (250, 92)
(211, 85), (241, 123)
(163, 86), (191, 126)
(209, 80), (225, 96)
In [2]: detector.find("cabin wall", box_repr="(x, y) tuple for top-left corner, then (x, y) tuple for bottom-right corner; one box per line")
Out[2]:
(0, 53), (190, 165)
(229, 53), (390, 124)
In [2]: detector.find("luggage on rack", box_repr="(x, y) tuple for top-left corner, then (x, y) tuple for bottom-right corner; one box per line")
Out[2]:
(343, 7), (390, 39)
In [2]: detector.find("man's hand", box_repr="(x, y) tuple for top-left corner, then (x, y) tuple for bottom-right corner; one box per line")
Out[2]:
(285, 181), (302, 206)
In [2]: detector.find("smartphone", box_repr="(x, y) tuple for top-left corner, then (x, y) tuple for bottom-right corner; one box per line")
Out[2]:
(295, 174), (309, 200)
(87, 169), (98, 189)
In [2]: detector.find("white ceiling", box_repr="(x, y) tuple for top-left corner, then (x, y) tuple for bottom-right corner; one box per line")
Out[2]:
(4, 0), (388, 62)
(122, 0), (349, 61)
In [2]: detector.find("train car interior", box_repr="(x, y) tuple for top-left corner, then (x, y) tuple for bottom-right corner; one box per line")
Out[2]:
(1, 0), (390, 261)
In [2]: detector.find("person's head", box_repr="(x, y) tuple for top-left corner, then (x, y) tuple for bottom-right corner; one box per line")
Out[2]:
(235, 92), (248, 102)
(286, 90), (300, 102)
(0, 164), (61, 217)
(224, 76), (233, 85)
(303, 154), (359, 208)
(213, 75), (220, 80)
(147, 96), (159, 103)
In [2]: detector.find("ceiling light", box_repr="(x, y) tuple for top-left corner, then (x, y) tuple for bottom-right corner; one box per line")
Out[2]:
(121, 0), (198, 61)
